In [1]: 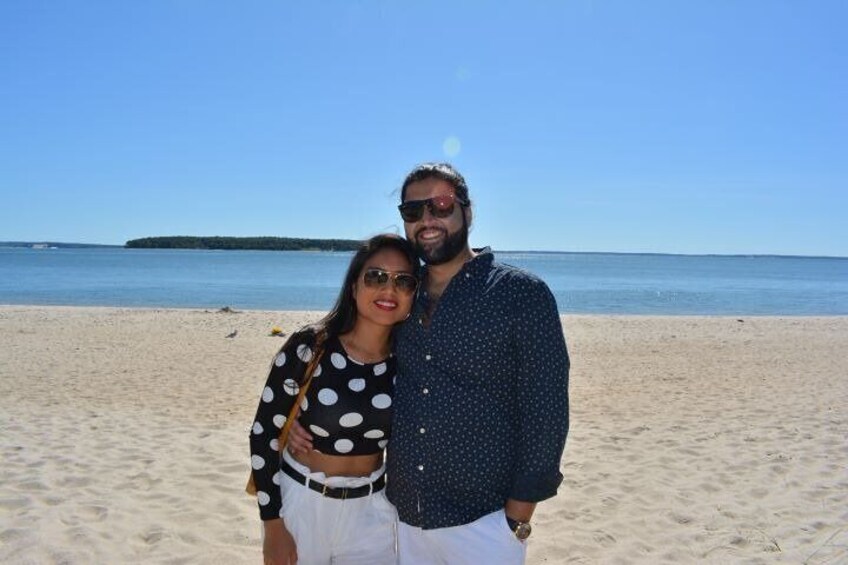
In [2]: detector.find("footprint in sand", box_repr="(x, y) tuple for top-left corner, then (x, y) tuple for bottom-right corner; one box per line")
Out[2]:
(81, 504), (109, 521)
(730, 535), (749, 548)
(141, 528), (169, 545)
(16, 480), (49, 492)
(592, 531), (617, 547)
(0, 528), (29, 543)
(0, 496), (30, 510)
(668, 512), (694, 525)
(554, 509), (580, 521)
(57, 475), (93, 488)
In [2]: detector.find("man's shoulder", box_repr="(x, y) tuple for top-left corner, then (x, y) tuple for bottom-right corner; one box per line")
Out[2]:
(467, 248), (554, 299)
(487, 258), (549, 290)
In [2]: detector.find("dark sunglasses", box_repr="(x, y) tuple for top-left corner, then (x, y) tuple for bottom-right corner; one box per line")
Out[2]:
(398, 193), (468, 223)
(362, 268), (418, 294)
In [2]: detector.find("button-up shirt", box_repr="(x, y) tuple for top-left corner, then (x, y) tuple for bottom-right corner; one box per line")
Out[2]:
(387, 248), (570, 529)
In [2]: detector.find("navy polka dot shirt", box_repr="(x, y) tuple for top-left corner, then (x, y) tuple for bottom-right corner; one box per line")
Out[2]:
(387, 248), (570, 529)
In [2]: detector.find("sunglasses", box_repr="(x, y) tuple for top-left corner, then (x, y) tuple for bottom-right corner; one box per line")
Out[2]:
(398, 193), (468, 223)
(362, 268), (418, 294)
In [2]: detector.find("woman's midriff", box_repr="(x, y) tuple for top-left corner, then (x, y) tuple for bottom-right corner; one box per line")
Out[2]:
(290, 448), (383, 477)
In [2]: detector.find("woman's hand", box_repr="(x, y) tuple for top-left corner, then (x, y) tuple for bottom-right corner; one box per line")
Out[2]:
(263, 519), (297, 565)
(287, 419), (314, 455)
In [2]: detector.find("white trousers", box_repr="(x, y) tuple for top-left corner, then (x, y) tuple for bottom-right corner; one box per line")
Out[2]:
(278, 450), (398, 565)
(397, 509), (527, 565)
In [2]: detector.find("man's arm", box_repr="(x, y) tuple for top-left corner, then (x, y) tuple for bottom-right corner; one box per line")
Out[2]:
(508, 276), (570, 506)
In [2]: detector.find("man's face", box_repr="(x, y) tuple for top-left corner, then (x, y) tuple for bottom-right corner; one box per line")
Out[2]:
(402, 177), (469, 265)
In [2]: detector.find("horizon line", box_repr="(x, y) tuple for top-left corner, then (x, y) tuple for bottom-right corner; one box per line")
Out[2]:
(2, 240), (846, 260)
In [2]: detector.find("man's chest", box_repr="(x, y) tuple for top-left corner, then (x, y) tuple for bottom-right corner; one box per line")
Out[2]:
(396, 293), (516, 388)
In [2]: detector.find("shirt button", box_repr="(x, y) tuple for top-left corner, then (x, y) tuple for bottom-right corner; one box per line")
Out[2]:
(419, 427), (426, 434)
(425, 354), (431, 361)
(465, 273), (470, 278)
(422, 388), (429, 394)
(417, 464), (424, 471)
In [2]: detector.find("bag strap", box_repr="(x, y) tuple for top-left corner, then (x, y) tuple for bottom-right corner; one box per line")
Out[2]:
(277, 331), (327, 448)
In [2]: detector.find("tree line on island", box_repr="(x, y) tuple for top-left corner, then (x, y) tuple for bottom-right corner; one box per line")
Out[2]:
(124, 236), (363, 251)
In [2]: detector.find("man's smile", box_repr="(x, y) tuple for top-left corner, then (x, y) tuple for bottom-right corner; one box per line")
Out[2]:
(416, 228), (444, 242)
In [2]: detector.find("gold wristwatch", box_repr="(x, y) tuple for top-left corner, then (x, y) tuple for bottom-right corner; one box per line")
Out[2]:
(506, 516), (532, 541)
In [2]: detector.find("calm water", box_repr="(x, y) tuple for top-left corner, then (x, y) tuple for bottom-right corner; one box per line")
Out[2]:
(1, 247), (847, 315)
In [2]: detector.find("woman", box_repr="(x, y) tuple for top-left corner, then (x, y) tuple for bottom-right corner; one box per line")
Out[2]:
(249, 234), (418, 565)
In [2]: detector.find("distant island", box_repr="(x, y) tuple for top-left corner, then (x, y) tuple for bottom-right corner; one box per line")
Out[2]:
(124, 236), (363, 251)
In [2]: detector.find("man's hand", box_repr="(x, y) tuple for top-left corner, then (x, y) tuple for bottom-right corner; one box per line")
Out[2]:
(286, 419), (314, 455)
(505, 499), (536, 524)
(263, 519), (297, 565)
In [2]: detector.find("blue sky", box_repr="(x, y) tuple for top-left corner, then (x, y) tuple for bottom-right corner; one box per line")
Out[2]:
(1, 1), (845, 256)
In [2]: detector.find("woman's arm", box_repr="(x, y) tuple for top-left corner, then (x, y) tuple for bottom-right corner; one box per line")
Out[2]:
(249, 334), (311, 520)
(262, 518), (298, 565)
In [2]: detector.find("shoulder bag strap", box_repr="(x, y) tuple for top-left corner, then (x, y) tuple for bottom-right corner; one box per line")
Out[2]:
(277, 331), (327, 447)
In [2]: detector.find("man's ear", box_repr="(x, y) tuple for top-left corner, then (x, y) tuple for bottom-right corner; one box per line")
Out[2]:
(465, 205), (473, 230)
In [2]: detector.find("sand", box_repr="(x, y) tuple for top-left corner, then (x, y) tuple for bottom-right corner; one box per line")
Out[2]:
(1, 306), (846, 564)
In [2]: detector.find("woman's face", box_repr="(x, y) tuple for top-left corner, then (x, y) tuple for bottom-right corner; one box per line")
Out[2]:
(352, 247), (416, 328)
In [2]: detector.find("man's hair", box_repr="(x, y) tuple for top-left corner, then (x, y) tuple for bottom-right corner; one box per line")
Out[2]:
(400, 162), (471, 204)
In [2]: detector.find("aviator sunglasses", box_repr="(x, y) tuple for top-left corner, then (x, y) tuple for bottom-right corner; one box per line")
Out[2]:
(398, 193), (468, 223)
(362, 268), (418, 294)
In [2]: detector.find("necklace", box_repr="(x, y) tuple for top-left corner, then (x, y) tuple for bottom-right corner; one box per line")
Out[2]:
(338, 335), (390, 364)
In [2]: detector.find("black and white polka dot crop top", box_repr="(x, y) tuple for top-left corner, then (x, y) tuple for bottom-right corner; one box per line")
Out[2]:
(297, 337), (394, 456)
(249, 331), (395, 519)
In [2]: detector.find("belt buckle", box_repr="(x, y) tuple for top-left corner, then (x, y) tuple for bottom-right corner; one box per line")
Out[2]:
(321, 483), (348, 499)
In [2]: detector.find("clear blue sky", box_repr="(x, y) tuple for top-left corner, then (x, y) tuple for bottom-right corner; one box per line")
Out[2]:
(1, 1), (845, 256)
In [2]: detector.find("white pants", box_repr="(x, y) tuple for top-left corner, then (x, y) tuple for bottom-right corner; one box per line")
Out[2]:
(278, 450), (398, 565)
(397, 509), (527, 565)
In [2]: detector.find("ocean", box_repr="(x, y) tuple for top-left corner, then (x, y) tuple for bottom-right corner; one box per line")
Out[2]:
(1, 247), (846, 315)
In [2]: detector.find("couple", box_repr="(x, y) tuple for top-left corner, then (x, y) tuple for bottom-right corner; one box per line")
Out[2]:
(249, 163), (570, 565)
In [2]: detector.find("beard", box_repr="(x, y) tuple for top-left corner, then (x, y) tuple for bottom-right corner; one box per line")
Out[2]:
(412, 215), (469, 266)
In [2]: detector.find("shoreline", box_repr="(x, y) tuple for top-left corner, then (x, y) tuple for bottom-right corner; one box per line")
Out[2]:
(2, 306), (846, 563)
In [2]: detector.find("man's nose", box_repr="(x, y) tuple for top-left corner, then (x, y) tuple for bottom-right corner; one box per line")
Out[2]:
(420, 202), (440, 222)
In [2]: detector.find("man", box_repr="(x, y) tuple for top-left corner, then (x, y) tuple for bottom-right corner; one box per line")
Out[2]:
(292, 163), (569, 564)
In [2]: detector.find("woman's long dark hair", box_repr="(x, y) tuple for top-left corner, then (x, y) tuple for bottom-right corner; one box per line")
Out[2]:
(288, 233), (418, 355)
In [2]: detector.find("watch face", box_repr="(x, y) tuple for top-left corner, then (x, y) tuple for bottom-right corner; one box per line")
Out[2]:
(515, 522), (532, 540)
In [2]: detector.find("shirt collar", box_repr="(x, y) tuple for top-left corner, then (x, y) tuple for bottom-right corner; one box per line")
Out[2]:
(418, 246), (493, 283)
(464, 247), (493, 277)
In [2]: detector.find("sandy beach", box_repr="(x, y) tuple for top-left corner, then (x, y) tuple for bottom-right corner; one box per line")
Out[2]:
(1, 305), (846, 564)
